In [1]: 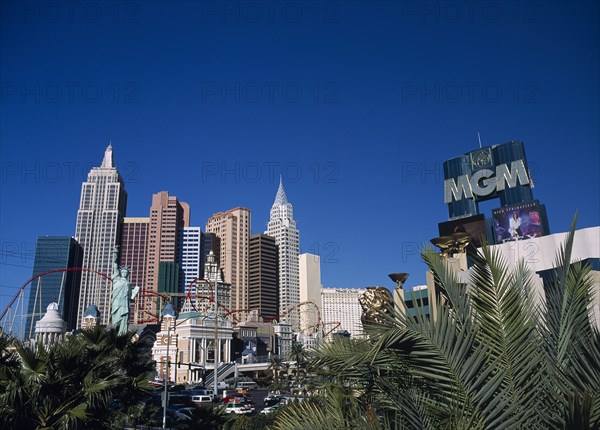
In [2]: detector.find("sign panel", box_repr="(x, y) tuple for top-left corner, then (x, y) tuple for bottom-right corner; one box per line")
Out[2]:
(438, 214), (487, 247)
(492, 200), (545, 243)
(444, 159), (531, 204)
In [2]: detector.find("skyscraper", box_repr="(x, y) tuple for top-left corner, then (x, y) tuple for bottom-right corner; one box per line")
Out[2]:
(120, 217), (149, 323)
(75, 145), (127, 327)
(179, 229), (221, 296)
(205, 207), (250, 315)
(25, 236), (83, 337)
(299, 253), (321, 334)
(248, 234), (279, 320)
(266, 179), (300, 330)
(144, 191), (189, 318)
(179, 227), (202, 295)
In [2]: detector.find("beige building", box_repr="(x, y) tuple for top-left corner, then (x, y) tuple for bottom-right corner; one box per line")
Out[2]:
(144, 192), (189, 318)
(321, 287), (366, 339)
(152, 301), (234, 385)
(299, 253), (322, 335)
(205, 207), (250, 318)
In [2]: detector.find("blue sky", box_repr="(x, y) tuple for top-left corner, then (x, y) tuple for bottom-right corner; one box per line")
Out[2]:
(1, 1), (599, 314)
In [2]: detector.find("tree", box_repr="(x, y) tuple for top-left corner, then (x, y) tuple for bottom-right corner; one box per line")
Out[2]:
(0, 326), (156, 429)
(289, 341), (307, 387)
(268, 355), (285, 388)
(273, 218), (600, 429)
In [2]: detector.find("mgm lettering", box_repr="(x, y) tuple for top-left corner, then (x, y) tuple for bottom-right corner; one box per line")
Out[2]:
(444, 160), (530, 204)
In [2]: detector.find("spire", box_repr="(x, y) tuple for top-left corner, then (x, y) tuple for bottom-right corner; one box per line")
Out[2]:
(273, 176), (288, 206)
(101, 143), (113, 168)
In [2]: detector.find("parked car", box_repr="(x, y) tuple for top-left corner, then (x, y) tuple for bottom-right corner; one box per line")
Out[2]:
(263, 395), (283, 406)
(224, 402), (254, 415)
(167, 405), (196, 421)
(260, 404), (281, 414)
(191, 395), (213, 405)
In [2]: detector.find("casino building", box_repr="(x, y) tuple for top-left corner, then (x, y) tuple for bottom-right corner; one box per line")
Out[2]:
(425, 141), (600, 328)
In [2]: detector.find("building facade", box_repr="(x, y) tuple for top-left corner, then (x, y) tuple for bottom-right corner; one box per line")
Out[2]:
(120, 217), (149, 323)
(25, 236), (83, 338)
(266, 180), (300, 330)
(205, 207), (250, 316)
(299, 253), (322, 335)
(75, 145), (127, 327)
(179, 227), (202, 295)
(152, 302), (234, 385)
(144, 192), (189, 319)
(248, 234), (279, 320)
(321, 287), (366, 339)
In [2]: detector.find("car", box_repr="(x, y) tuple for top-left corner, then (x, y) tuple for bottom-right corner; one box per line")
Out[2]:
(224, 402), (254, 415)
(167, 405), (196, 421)
(263, 395), (283, 406)
(191, 395), (213, 405)
(260, 404), (281, 414)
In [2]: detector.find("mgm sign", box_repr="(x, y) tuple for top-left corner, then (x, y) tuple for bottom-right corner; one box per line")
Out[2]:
(442, 142), (535, 219)
(444, 159), (530, 203)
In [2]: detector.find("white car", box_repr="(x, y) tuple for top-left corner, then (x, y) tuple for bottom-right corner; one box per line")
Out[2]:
(260, 404), (280, 414)
(224, 402), (254, 415)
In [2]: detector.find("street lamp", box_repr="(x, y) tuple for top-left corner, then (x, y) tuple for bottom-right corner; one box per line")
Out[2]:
(161, 303), (176, 429)
(188, 270), (221, 399)
(212, 273), (219, 399)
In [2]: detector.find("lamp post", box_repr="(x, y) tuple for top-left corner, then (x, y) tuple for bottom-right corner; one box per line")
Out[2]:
(213, 274), (219, 399)
(162, 322), (172, 429)
(188, 271), (221, 399)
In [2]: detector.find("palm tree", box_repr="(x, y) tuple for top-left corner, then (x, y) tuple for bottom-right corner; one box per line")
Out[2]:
(272, 218), (600, 429)
(289, 341), (307, 387)
(0, 326), (156, 429)
(269, 355), (285, 388)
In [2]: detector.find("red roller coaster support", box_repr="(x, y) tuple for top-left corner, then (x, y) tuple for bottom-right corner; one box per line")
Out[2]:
(0, 267), (112, 323)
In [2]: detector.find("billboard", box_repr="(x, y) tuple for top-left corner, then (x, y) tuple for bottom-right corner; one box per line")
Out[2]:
(438, 214), (488, 247)
(492, 200), (546, 243)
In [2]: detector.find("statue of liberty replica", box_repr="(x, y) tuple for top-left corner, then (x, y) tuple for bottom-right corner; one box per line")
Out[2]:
(111, 246), (140, 335)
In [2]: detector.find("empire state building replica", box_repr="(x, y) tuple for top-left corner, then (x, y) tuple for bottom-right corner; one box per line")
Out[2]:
(74, 145), (127, 327)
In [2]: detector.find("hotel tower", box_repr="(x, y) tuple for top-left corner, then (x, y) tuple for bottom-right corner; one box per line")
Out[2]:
(75, 145), (127, 326)
(266, 178), (300, 330)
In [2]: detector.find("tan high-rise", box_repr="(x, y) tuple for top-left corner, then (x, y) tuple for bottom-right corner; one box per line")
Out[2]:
(143, 192), (189, 319)
(205, 207), (250, 316)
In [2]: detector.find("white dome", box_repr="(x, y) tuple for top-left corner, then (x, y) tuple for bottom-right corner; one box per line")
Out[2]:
(35, 302), (67, 334)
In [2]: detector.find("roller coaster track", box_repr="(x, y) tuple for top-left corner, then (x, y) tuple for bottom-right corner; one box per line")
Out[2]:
(1, 272), (325, 337)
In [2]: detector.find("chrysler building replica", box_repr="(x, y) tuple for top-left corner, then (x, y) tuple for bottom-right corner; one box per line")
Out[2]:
(266, 178), (300, 330)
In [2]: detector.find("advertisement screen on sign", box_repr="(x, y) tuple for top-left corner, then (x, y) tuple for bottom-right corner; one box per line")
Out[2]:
(492, 201), (545, 243)
(438, 214), (488, 248)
